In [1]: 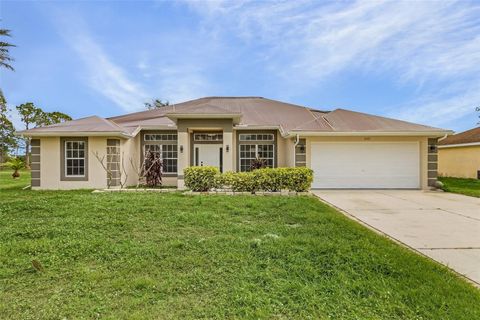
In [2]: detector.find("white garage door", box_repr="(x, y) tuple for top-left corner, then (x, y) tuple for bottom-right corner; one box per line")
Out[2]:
(311, 142), (420, 189)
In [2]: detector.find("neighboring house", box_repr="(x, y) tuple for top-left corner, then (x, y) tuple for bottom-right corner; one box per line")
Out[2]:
(18, 97), (451, 190)
(438, 127), (480, 179)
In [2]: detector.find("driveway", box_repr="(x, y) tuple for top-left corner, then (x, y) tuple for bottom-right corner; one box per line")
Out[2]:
(312, 190), (480, 286)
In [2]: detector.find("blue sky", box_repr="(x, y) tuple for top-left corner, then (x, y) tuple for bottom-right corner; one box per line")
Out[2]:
(2, 0), (480, 132)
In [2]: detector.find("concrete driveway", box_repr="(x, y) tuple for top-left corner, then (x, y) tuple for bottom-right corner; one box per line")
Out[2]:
(313, 190), (480, 286)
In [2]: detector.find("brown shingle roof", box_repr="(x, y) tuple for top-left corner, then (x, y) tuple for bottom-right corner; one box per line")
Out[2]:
(438, 127), (480, 145)
(18, 97), (451, 137)
(17, 116), (131, 136)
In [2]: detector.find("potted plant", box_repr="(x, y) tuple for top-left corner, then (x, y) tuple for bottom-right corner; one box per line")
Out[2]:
(6, 157), (24, 178)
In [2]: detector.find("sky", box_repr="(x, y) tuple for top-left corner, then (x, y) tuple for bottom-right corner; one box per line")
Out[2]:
(1, 0), (480, 133)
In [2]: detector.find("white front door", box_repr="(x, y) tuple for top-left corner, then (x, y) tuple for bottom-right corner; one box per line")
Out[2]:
(194, 144), (223, 170)
(310, 142), (420, 189)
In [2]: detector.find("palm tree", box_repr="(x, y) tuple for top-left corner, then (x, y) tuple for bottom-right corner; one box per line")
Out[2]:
(0, 28), (15, 71)
(0, 28), (14, 117)
(6, 157), (24, 178)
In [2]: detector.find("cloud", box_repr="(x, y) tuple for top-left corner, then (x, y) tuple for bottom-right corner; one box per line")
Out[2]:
(54, 13), (150, 112)
(186, 0), (480, 127)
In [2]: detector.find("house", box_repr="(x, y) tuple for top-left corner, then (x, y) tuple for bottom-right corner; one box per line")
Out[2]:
(18, 97), (451, 190)
(438, 126), (480, 179)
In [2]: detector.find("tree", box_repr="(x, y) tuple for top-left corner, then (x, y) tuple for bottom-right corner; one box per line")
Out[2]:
(0, 28), (15, 71)
(36, 111), (72, 126)
(144, 99), (169, 110)
(16, 102), (72, 168)
(6, 157), (24, 178)
(16, 103), (41, 168)
(0, 28), (15, 108)
(0, 104), (17, 163)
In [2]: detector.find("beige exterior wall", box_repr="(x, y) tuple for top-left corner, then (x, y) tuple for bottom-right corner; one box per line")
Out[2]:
(438, 146), (480, 179)
(38, 137), (110, 189)
(34, 130), (434, 190)
(121, 134), (140, 187)
(305, 136), (430, 190)
(36, 135), (146, 190)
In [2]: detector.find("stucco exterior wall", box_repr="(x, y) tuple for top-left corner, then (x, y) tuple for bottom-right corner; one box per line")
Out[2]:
(305, 136), (430, 190)
(121, 134), (141, 187)
(38, 137), (108, 189)
(438, 146), (480, 179)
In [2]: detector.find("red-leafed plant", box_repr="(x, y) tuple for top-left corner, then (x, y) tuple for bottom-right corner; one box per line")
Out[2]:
(144, 150), (163, 187)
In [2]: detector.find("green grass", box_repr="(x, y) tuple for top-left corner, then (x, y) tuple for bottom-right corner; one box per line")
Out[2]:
(1, 171), (479, 319)
(439, 176), (480, 198)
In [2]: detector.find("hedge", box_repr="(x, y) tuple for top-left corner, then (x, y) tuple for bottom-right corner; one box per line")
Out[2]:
(184, 166), (219, 192)
(184, 166), (313, 193)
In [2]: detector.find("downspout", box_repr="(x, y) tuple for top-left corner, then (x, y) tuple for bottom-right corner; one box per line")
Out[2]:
(438, 133), (448, 142)
(293, 134), (300, 167)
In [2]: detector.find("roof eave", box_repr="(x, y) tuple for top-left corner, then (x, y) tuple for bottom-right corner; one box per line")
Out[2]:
(438, 141), (480, 148)
(286, 130), (453, 138)
(15, 131), (132, 138)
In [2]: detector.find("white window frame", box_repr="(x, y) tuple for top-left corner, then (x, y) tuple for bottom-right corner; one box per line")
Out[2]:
(65, 140), (86, 177)
(239, 144), (275, 172)
(193, 133), (223, 141)
(144, 133), (178, 141)
(144, 144), (178, 173)
(239, 133), (274, 141)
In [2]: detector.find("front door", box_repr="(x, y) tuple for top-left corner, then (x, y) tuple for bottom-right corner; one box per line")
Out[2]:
(194, 144), (223, 171)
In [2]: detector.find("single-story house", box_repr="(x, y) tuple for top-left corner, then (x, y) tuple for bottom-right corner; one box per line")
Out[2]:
(18, 97), (451, 190)
(438, 126), (480, 179)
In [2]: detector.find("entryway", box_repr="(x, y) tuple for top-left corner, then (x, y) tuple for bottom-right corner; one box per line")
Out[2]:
(194, 144), (223, 171)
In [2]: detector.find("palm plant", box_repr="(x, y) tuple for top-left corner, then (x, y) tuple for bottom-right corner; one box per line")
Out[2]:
(6, 157), (24, 178)
(0, 28), (15, 71)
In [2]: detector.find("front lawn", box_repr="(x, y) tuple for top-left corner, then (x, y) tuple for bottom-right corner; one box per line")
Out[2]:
(439, 176), (480, 198)
(1, 171), (479, 319)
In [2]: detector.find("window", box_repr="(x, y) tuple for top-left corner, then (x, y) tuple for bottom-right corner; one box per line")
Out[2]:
(143, 132), (178, 174)
(144, 133), (177, 141)
(239, 133), (274, 141)
(107, 139), (120, 186)
(239, 144), (274, 172)
(144, 144), (178, 173)
(295, 139), (306, 167)
(194, 133), (223, 141)
(65, 141), (86, 177)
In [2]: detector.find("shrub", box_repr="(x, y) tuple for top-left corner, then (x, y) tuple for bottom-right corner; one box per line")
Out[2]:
(144, 150), (162, 187)
(230, 172), (257, 193)
(6, 157), (24, 179)
(214, 167), (313, 193)
(184, 166), (220, 191)
(252, 168), (283, 192)
(283, 167), (314, 192)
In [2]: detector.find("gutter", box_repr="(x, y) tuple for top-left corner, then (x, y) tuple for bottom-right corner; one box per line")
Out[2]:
(438, 142), (480, 149)
(15, 131), (132, 138)
(285, 131), (453, 138)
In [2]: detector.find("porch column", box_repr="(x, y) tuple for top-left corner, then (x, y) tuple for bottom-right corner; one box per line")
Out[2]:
(177, 129), (189, 189)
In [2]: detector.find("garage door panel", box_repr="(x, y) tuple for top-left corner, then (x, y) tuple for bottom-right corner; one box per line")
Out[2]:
(311, 142), (420, 189)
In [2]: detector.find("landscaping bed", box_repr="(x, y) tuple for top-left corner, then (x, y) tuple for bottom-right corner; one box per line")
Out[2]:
(1, 170), (480, 319)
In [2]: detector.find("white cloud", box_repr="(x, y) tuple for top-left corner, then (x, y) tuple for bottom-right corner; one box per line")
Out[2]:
(186, 0), (480, 127)
(53, 13), (150, 113)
